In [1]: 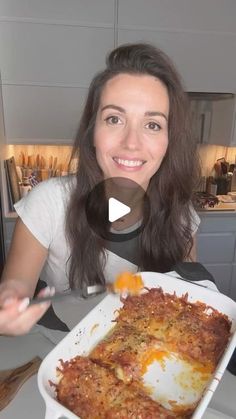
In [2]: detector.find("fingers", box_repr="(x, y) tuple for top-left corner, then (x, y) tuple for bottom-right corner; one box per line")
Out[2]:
(37, 286), (55, 298)
(0, 286), (55, 336)
(8, 303), (51, 335)
(0, 299), (51, 336)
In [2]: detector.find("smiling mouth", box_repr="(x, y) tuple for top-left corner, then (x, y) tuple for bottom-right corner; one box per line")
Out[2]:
(113, 157), (146, 167)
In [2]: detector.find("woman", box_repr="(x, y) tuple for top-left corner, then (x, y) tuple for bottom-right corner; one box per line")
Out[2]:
(0, 43), (200, 335)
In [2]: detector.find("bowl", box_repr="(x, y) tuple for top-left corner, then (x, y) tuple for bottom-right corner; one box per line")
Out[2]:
(37, 272), (236, 419)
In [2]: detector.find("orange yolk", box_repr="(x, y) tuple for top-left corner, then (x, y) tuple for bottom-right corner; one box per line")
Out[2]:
(113, 272), (144, 295)
(141, 349), (168, 374)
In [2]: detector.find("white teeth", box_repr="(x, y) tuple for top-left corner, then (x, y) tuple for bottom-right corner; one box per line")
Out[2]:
(114, 158), (144, 167)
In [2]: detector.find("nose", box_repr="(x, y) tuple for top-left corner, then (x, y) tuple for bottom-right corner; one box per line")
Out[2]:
(121, 125), (141, 150)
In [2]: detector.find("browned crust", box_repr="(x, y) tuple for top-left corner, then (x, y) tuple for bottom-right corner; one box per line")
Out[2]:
(55, 287), (232, 418)
(56, 356), (175, 419)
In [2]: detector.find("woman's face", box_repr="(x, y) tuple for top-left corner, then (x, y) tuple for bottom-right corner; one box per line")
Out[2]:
(94, 73), (169, 189)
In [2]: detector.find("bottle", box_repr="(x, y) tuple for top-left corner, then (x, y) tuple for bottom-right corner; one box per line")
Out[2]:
(206, 176), (217, 195)
(231, 167), (236, 192)
(19, 177), (32, 198)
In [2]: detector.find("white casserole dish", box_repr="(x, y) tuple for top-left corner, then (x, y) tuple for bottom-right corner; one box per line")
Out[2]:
(38, 272), (236, 419)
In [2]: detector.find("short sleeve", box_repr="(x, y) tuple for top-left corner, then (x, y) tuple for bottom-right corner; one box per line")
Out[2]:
(190, 205), (200, 235)
(14, 178), (66, 249)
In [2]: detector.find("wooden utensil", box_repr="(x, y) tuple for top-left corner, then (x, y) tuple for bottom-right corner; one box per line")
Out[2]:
(0, 356), (42, 411)
(22, 152), (26, 168)
(49, 155), (53, 169)
(36, 154), (40, 169)
(52, 157), (58, 176)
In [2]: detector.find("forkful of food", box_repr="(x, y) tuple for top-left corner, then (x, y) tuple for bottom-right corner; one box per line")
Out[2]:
(28, 271), (145, 306)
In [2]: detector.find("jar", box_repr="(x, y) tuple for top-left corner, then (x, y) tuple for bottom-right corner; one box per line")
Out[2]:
(20, 177), (32, 198)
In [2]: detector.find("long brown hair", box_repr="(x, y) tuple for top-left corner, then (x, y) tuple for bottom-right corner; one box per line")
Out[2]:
(66, 43), (200, 290)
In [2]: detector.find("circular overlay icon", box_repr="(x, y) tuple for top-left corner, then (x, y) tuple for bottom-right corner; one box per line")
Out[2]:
(85, 177), (150, 242)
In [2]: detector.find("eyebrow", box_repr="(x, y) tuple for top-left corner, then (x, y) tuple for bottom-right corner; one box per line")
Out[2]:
(100, 104), (168, 121)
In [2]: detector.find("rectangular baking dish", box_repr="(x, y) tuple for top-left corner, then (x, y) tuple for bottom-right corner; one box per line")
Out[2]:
(38, 272), (236, 419)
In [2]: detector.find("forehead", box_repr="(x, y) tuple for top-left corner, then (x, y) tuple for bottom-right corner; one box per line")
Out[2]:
(99, 73), (169, 111)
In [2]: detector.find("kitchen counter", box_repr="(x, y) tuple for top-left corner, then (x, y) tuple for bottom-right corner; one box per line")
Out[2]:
(196, 210), (236, 300)
(198, 202), (236, 213)
(0, 288), (236, 419)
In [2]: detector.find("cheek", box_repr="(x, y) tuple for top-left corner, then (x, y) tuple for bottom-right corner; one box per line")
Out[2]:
(94, 125), (110, 150)
(94, 132), (111, 170)
(150, 135), (169, 161)
(93, 124), (101, 148)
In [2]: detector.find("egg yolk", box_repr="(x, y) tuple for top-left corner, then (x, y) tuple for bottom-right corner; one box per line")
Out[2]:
(113, 272), (144, 294)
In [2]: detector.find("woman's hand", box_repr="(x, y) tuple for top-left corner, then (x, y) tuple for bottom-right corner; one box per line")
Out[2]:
(0, 280), (51, 335)
(0, 218), (51, 336)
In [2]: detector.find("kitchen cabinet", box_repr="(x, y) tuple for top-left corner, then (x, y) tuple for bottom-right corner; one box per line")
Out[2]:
(117, 0), (236, 92)
(1, 0), (236, 144)
(231, 264), (236, 301)
(196, 212), (236, 299)
(190, 96), (235, 146)
(0, 0), (115, 144)
(209, 97), (236, 146)
(4, 218), (16, 255)
(2, 85), (88, 144)
(230, 107), (236, 147)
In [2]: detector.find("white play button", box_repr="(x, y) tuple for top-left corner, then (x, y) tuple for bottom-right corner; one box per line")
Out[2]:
(108, 197), (131, 222)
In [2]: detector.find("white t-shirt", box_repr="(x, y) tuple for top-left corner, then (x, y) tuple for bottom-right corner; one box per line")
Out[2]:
(14, 176), (200, 292)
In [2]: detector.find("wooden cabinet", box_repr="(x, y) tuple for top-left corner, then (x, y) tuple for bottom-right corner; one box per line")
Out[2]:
(196, 213), (236, 299)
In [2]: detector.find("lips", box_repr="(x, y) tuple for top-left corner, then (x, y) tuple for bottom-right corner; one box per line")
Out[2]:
(113, 157), (146, 168)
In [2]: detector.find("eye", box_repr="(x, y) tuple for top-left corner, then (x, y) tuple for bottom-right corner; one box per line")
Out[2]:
(145, 121), (161, 131)
(105, 115), (122, 125)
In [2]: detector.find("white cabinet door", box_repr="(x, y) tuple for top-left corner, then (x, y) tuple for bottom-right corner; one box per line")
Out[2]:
(2, 85), (88, 144)
(197, 213), (236, 298)
(0, 1), (115, 144)
(197, 233), (235, 263)
(230, 105), (236, 146)
(118, 0), (236, 92)
(190, 100), (211, 144)
(0, 0), (115, 25)
(208, 98), (235, 146)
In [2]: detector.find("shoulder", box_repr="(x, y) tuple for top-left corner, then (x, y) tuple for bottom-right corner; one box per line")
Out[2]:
(15, 175), (75, 209)
(29, 175), (75, 198)
(14, 175), (76, 224)
(13, 176), (76, 247)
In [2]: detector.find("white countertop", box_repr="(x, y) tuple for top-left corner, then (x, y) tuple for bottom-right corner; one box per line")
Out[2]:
(0, 293), (235, 419)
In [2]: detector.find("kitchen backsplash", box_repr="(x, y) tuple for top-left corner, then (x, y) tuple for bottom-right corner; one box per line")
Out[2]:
(198, 144), (236, 177)
(5, 143), (236, 179)
(5, 144), (75, 176)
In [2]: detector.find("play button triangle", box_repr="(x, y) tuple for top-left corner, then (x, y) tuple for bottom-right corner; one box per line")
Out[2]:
(108, 197), (131, 222)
